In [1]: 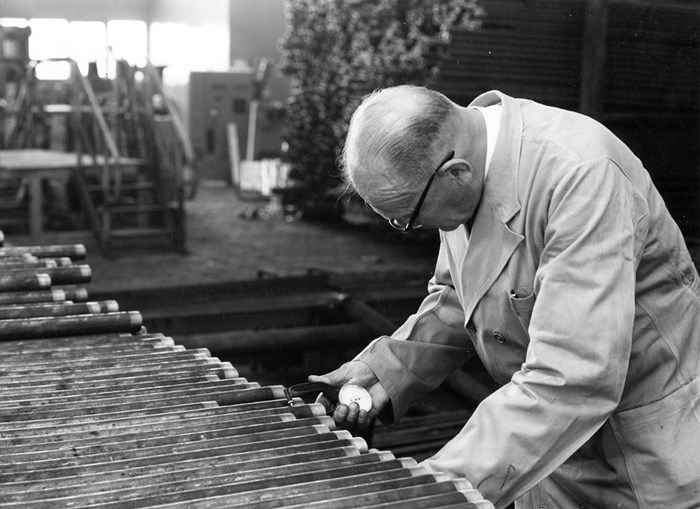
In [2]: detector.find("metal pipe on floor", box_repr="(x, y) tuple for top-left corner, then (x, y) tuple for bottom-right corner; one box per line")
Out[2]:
(176, 323), (373, 355)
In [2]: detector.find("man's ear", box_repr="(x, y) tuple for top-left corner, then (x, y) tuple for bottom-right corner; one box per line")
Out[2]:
(444, 159), (472, 185)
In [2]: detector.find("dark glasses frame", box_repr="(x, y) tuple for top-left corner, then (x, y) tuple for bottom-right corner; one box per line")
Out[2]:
(389, 150), (455, 232)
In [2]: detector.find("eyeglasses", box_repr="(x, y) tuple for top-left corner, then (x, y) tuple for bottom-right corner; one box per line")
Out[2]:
(389, 151), (455, 232)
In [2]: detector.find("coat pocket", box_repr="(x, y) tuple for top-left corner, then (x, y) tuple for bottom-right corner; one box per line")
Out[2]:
(508, 288), (536, 334)
(609, 377), (700, 508)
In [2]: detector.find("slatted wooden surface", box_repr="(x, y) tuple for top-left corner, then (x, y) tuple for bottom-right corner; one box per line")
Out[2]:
(0, 238), (494, 508)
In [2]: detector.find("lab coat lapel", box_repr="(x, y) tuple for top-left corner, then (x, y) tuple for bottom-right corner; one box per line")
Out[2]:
(460, 202), (523, 322)
(460, 91), (524, 323)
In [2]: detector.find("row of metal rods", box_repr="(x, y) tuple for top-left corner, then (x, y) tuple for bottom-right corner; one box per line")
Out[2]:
(0, 235), (493, 508)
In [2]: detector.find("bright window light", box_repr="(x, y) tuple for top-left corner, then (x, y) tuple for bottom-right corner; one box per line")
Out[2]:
(196, 24), (229, 70)
(68, 21), (107, 77)
(149, 22), (187, 65)
(107, 20), (147, 68)
(28, 18), (69, 59)
(0, 18), (29, 28)
(28, 18), (70, 79)
(150, 21), (228, 85)
(150, 22), (190, 84)
(32, 60), (71, 81)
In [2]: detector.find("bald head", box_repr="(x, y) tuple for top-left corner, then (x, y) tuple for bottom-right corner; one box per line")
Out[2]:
(341, 85), (456, 210)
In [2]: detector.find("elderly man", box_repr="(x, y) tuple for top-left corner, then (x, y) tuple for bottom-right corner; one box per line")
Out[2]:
(310, 85), (700, 508)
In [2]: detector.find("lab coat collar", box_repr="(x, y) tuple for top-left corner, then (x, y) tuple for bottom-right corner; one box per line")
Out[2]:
(468, 90), (522, 224)
(453, 91), (524, 321)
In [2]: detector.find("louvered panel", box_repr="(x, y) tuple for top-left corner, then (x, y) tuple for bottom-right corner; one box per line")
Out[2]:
(432, 0), (585, 109)
(604, 3), (700, 114)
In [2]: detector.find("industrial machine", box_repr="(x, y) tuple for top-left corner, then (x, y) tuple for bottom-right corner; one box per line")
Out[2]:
(0, 25), (193, 255)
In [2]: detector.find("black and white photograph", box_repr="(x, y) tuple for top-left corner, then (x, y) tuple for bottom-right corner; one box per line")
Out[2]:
(0, 1), (698, 507)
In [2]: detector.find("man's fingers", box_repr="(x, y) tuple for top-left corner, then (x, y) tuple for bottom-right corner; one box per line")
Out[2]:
(308, 361), (376, 388)
(356, 409), (369, 428)
(346, 402), (360, 424)
(307, 374), (332, 385)
(330, 403), (372, 432)
(308, 365), (351, 387)
(333, 403), (350, 423)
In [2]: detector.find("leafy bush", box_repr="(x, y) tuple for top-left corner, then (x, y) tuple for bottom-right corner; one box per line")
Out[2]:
(278, 0), (485, 204)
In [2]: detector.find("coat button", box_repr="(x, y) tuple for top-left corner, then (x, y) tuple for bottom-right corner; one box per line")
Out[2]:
(466, 322), (476, 333)
(494, 331), (506, 343)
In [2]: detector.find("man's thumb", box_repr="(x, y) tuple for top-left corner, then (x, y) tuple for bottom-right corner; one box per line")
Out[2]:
(308, 365), (350, 387)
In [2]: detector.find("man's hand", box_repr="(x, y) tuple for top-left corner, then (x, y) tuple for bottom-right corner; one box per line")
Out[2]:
(309, 360), (389, 431)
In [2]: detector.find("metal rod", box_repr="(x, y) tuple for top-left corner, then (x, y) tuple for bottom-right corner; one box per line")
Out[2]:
(0, 311), (143, 340)
(0, 300), (118, 319)
(2, 265), (92, 285)
(0, 273), (51, 292)
(0, 244), (86, 260)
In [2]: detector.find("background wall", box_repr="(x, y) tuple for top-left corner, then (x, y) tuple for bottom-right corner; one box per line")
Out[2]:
(229, 0), (286, 62)
(0, 0), (151, 21)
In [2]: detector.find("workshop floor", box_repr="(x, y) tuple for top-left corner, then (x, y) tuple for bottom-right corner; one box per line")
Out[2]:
(5, 183), (441, 295)
(6, 183), (700, 297)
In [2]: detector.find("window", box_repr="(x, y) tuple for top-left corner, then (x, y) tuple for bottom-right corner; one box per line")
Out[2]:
(5, 18), (148, 80)
(107, 20), (147, 76)
(150, 22), (228, 85)
(68, 21), (107, 76)
(0, 18), (28, 28)
(28, 18), (70, 79)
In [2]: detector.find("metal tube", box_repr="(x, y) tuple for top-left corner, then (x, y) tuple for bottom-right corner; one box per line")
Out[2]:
(1, 378), (256, 411)
(0, 273), (51, 292)
(0, 332), (167, 353)
(0, 399), (302, 442)
(0, 300), (118, 319)
(0, 311), (143, 340)
(3, 265), (92, 285)
(0, 363), (237, 391)
(0, 244), (87, 260)
(0, 347), (212, 371)
(0, 288), (68, 305)
(4, 411), (330, 455)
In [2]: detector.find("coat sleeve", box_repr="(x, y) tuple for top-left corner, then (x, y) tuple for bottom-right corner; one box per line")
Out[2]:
(419, 159), (642, 508)
(356, 235), (475, 422)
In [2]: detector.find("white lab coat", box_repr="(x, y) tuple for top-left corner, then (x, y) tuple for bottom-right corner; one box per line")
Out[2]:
(358, 91), (700, 508)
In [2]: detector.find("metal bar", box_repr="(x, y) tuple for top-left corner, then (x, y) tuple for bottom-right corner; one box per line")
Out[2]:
(0, 273), (51, 292)
(0, 332), (166, 353)
(0, 311), (143, 340)
(0, 363), (236, 392)
(0, 300), (117, 319)
(0, 288), (68, 305)
(0, 380), (258, 413)
(2, 264), (92, 285)
(0, 399), (299, 442)
(0, 347), (212, 371)
(2, 407), (328, 454)
(0, 244), (86, 260)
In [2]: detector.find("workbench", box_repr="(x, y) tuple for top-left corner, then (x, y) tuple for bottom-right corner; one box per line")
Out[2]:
(0, 149), (140, 240)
